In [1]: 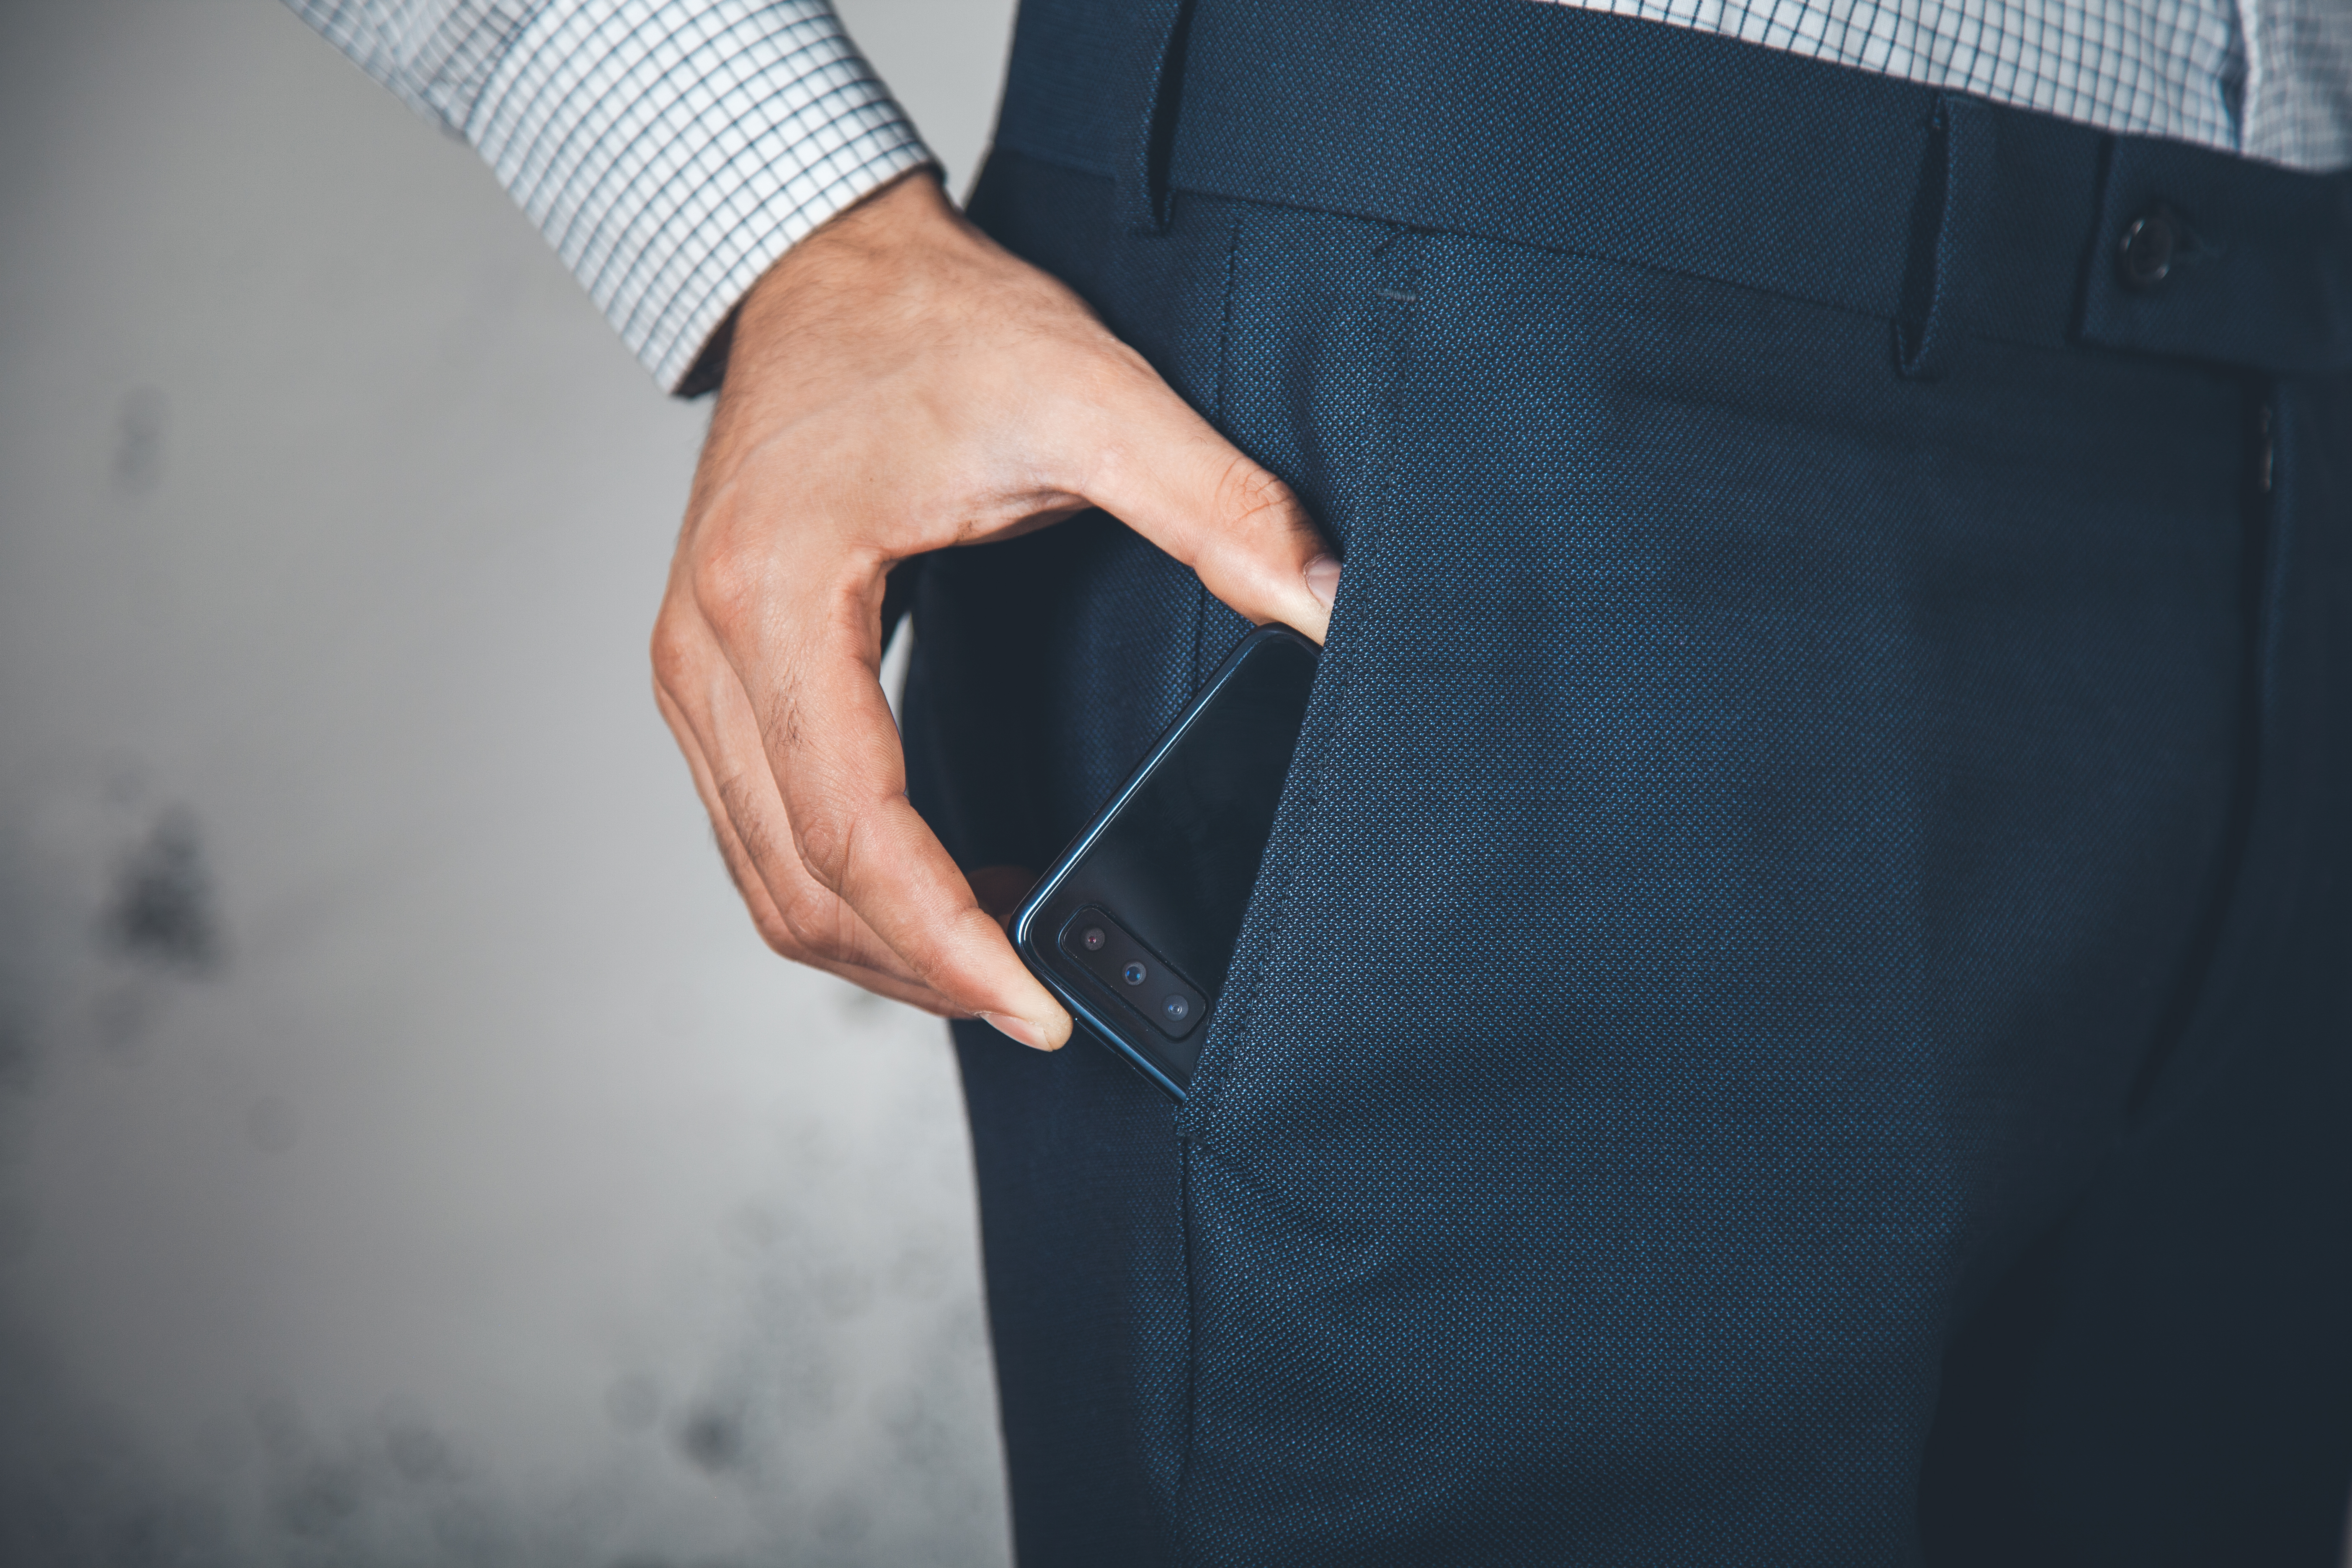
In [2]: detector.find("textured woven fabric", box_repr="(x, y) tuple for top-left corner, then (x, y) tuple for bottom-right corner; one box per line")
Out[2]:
(905, 8), (2352, 1564)
(283, 0), (929, 389)
(287, 0), (2347, 397)
(996, 0), (2352, 375)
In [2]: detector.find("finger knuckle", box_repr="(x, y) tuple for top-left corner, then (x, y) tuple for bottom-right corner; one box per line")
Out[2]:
(648, 612), (696, 693)
(750, 908), (805, 960)
(689, 542), (769, 634)
(772, 882), (851, 959)
(1211, 458), (1299, 535)
(712, 804), (850, 966)
(790, 796), (864, 894)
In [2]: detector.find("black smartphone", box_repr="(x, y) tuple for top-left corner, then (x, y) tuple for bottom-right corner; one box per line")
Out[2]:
(1010, 625), (1320, 1099)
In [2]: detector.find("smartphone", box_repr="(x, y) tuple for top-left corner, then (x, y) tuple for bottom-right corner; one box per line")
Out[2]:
(1010, 625), (1320, 1099)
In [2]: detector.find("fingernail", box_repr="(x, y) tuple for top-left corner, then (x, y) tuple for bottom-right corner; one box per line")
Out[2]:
(1304, 554), (1341, 611)
(979, 1011), (1058, 1052)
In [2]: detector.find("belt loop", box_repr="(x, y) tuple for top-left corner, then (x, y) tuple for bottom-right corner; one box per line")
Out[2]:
(1117, 0), (1198, 237)
(1896, 93), (1991, 381)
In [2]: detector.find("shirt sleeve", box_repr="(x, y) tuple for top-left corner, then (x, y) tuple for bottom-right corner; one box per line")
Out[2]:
(283, 1), (936, 392)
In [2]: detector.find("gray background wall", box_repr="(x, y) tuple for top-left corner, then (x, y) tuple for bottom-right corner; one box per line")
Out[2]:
(0, 2), (1019, 1562)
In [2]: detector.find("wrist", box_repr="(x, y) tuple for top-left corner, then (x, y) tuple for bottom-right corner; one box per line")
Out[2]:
(800, 164), (956, 255)
(681, 166), (950, 397)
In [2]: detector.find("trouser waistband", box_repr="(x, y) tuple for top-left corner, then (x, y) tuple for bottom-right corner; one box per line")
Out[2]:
(990, 0), (2352, 376)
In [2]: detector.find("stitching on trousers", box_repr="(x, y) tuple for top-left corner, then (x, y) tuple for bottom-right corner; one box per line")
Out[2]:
(1168, 219), (1420, 1557)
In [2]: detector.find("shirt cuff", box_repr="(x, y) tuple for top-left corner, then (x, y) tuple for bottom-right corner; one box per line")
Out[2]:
(466, 1), (934, 392)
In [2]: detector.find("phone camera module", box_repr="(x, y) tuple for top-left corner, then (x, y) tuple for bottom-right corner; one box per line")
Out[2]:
(1057, 907), (1205, 1043)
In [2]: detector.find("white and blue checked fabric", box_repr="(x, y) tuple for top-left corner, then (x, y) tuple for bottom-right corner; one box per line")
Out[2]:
(286, 0), (930, 391)
(287, 0), (2351, 390)
(1560, 0), (2352, 171)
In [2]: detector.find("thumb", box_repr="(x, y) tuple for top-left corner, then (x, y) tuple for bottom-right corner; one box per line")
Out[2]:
(1071, 373), (1340, 643)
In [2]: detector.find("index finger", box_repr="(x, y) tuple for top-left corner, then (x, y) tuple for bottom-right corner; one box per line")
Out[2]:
(748, 596), (1073, 1051)
(1059, 367), (1340, 642)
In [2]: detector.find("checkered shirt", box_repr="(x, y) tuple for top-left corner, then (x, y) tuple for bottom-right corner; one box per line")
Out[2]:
(287, 0), (2351, 392)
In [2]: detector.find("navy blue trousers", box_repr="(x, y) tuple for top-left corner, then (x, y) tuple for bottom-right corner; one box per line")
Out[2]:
(901, 2), (2352, 1562)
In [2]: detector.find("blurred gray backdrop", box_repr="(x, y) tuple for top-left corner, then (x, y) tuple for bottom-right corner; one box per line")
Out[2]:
(0, 2), (1020, 1563)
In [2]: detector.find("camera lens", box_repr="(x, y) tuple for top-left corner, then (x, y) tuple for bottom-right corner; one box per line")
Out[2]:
(1163, 995), (1189, 1022)
(1122, 961), (1147, 986)
(1081, 927), (1106, 952)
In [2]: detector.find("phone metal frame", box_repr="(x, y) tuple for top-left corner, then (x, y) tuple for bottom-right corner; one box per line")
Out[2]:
(1009, 625), (1318, 1101)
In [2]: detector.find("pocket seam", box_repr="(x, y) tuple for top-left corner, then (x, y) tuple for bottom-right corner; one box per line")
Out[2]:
(1175, 224), (1420, 1136)
(1162, 219), (1419, 1561)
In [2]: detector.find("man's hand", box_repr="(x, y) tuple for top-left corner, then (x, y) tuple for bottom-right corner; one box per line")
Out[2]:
(650, 171), (1339, 1051)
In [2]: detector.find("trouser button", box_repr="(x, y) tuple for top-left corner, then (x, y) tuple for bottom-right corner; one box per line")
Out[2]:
(2118, 204), (2178, 290)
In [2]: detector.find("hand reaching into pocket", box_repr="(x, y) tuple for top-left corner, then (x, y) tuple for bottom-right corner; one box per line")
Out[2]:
(650, 170), (1339, 1051)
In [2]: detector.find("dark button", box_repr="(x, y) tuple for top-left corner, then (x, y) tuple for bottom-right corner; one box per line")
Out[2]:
(2118, 204), (2178, 291)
